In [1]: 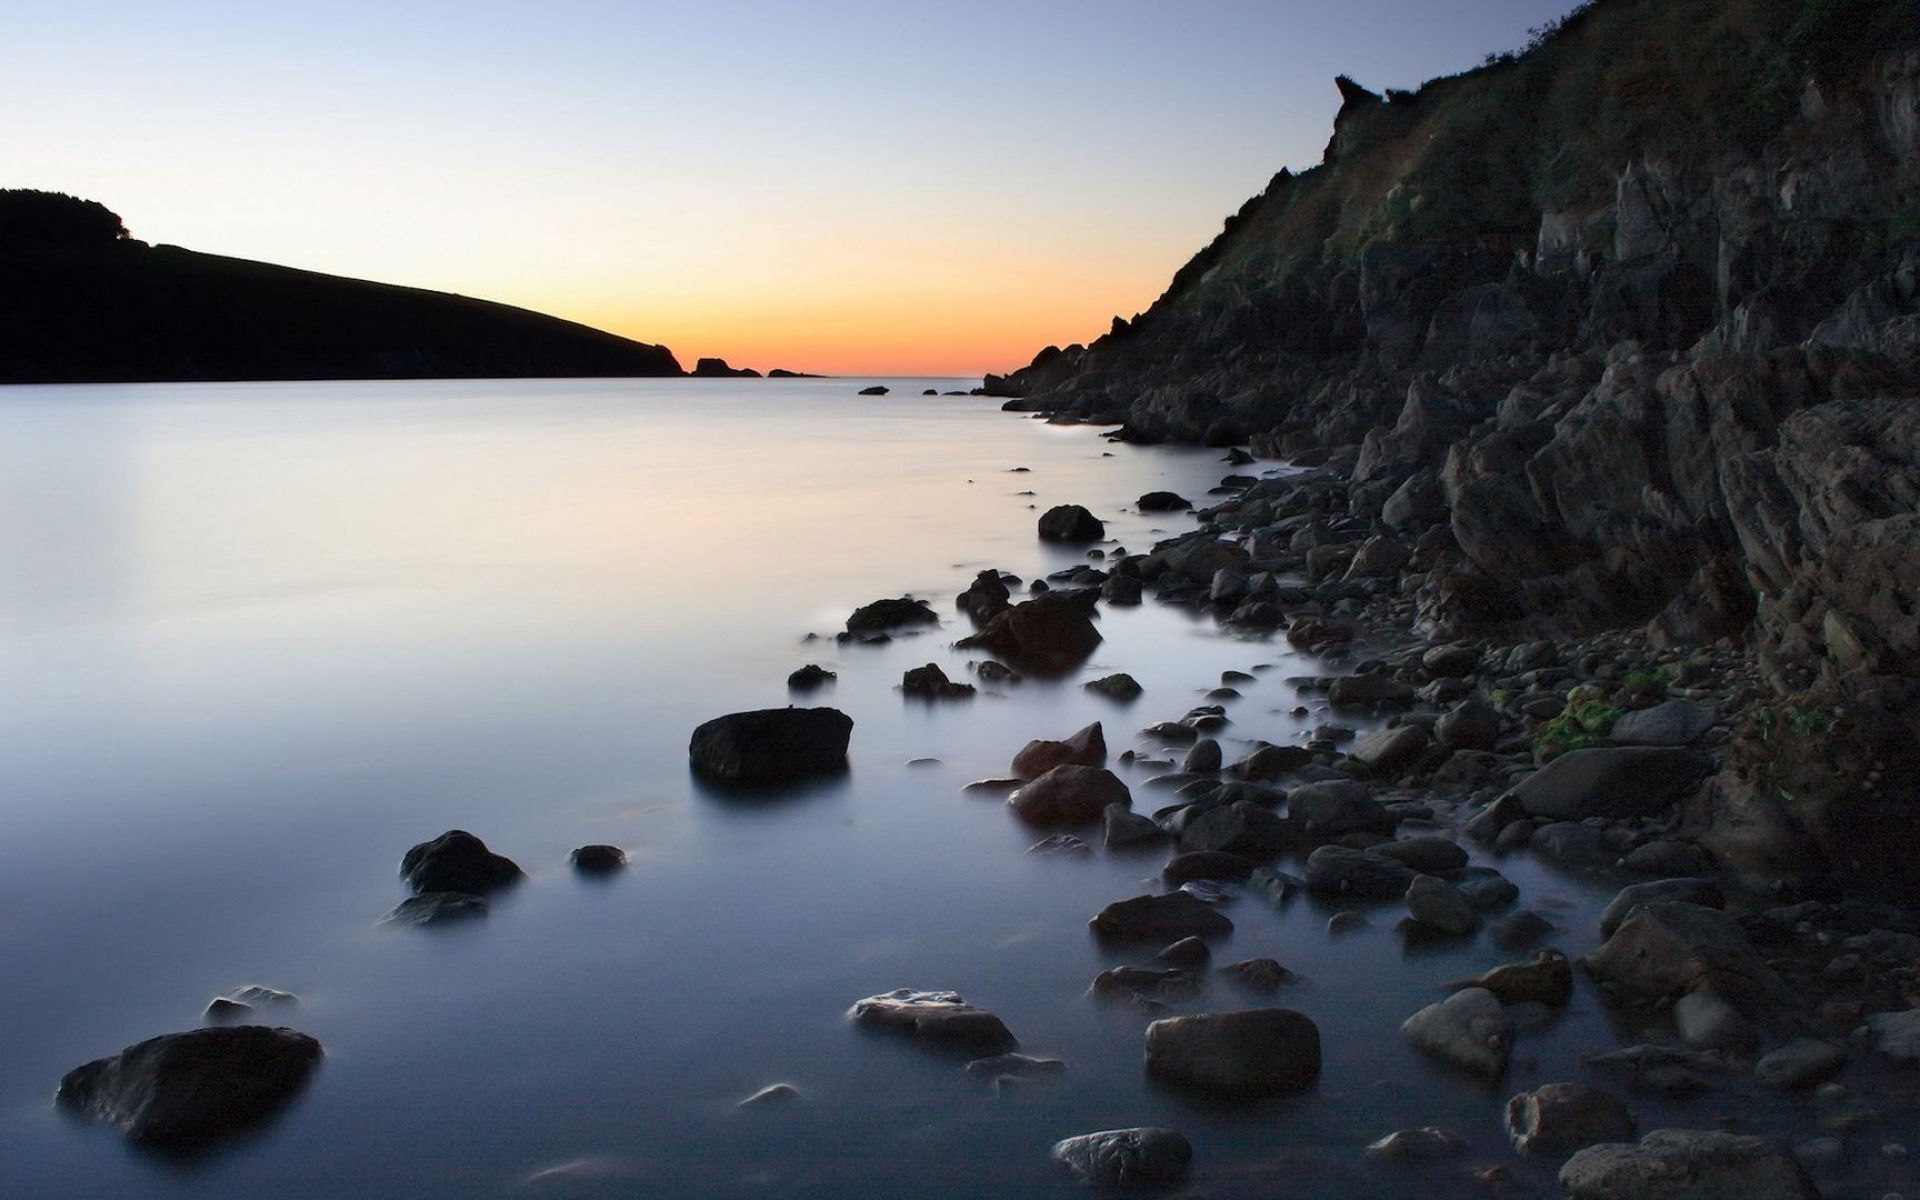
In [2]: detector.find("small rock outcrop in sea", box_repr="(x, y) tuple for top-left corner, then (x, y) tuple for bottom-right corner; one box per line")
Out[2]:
(56, 1025), (323, 1149)
(955, 569), (1012, 625)
(687, 707), (853, 785)
(1090, 892), (1233, 942)
(1009, 764), (1129, 826)
(786, 663), (836, 691)
(1136, 490), (1192, 512)
(690, 357), (760, 378)
(1558, 1129), (1818, 1199)
(900, 662), (975, 700)
(383, 892), (489, 926)
(1505, 1082), (1636, 1158)
(1010, 721), (1105, 778)
(1509, 746), (1712, 821)
(1579, 901), (1790, 1019)
(1036, 504), (1104, 542)
(204, 985), (299, 1024)
(843, 596), (938, 638)
(1051, 1127), (1192, 1188)
(1143, 1008), (1322, 1096)
(1448, 948), (1573, 1007)
(954, 592), (1102, 676)
(1402, 987), (1513, 1080)
(846, 989), (1017, 1055)
(569, 845), (627, 874)
(400, 830), (525, 896)
(856, 385), (888, 395)
(1083, 672), (1142, 702)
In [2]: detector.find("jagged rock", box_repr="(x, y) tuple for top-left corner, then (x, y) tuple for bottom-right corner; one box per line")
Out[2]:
(1089, 892), (1234, 942)
(1011, 722), (1106, 777)
(1559, 1129), (1817, 1199)
(955, 592), (1101, 676)
(688, 707), (853, 785)
(845, 596), (938, 636)
(1051, 1127), (1192, 1187)
(399, 830), (523, 895)
(787, 663), (836, 691)
(1510, 747), (1711, 820)
(56, 1026), (323, 1148)
(1402, 987), (1512, 1080)
(1506, 1082), (1635, 1157)
(1037, 504), (1104, 542)
(1472, 947), (1573, 1006)
(956, 570), (1012, 625)
(1009, 764), (1129, 826)
(901, 662), (975, 699)
(847, 989), (1017, 1055)
(1144, 1008), (1321, 1095)
(1103, 803), (1168, 849)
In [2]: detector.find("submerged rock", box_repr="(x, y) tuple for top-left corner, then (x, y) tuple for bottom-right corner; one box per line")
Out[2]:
(687, 707), (853, 785)
(1558, 1128), (1817, 1199)
(1009, 764), (1130, 826)
(1402, 987), (1512, 1080)
(786, 663), (837, 691)
(901, 662), (975, 699)
(1089, 892), (1234, 942)
(1010, 721), (1106, 777)
(1144, 1007), (1321, 1095)
(845, 596), (938, 637)
(1510, 747), (1710, 821)
(1450, 947), (1573, 1007)
(1037, 504), (1104, 542)
(1505, 1082), (1635, 1157)
(1365, 1127), (1465, 1161)
(1084, 673), (1143, 702)
(847, 989), (1017, 1055)
(955, 592), (1102, 676)
(569, 844), (627, 874)
(1051, 1127), (1192, 1188)
(382, 891), (488, 926)
(57, 1025), (323, 1149)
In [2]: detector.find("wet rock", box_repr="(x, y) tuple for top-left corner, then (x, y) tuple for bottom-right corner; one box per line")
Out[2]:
(1609, 700), (1717, 747)
(1304, 845), (1417, 899)
(1506, 1082), (1635, 1157)
(844, 596), (938, 637)
(206, 986), (297, 1023)
(1091, 966), (1200, 1004)
(1861, 1008), (1920, 1062)
(857, 385), (888, 395)
(1156, 936), (1212, 969)
(847, 989), (1017, 1055)
(1530, 821), (1612, 867)
(1347, 724), (1429, 776)
(1490, 909), (1555, 949)
(901, 662), (975, 699)
(1226, 743), (1313, 779)
(1288, 779), (1394, 837)
(1374, 835), (1468, 873)
(1580, 902), (1789, 1018)
(1452, 948), (1573, 1007)
(786, 663), (836, 691)
(1219, 958), (1294, 992)
(1137, 490), (1193, 513)
(1010, 764), (1130, 826)
(1164, 850), (1254, 882)
(1620, 839), (1713, 876)
(1144, 1008), (1321, 1095)
(1447, 866), (1520, 910)
(1558, 1129), (1818, 1199)
(956, 570), (1013, 625)
(1180, 738), (1223, 774)
(1084, 673), (1143, 702)
(1327, 674), (1416, 709)
(1178, 801), (1299, 857)
(736, 1083), (802, 1110)
(1756, 1039), (1848, 1088)
(965, 1052), (1065, 1081)
(569, 844), (627, 874)
(1673, 989), (1755, 1054)
(1090, 892), (1234, 942)
(1365, 1127), (1465, 1161)
(382, 892), (488, 926)
(1599, 878), (1725, 938)
(1583, 1044), (1730, 1098)
(1011, 721), (1106, 778)
(1037, 504), (1104, 542)
(56, 1025), (324, 1149)
(1027, 833), (1091, 857)
(1510, 747), (1711, 821)
(1402, 987), (1512, 1080)
(1103, 804), (1168, 849)
(688, 707), (853, 785)
(399, 829), (524, 896)
(1327, 911), (1370, 935)
(1422, 644), (1479, 677)
(1405, 875), (1477, 935)
(973, 659), (1022, 685)
(1051, 1127), (1192, 1188)
(955, 592), (1101, 676)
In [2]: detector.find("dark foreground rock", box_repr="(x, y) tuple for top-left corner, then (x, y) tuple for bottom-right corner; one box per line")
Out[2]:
(1010, 721), (1106, 778)
(955, 592), (1101, 676)
(1505, 1082), (1635, 1158)
(57, 1026), (323, 1149)
(901, 662), (975, 699)
(1090, 892), (1234, 942)
(688, 707), (853, 785)
(1144, 1008), (1321, 1095)
(400, 830), (524, 895)
(1558, 1128), (1818, 1199)
(1010, 764), (1129, 826)
(845, 596), (938, 637)
(1037, 504), (1105, 542)
(1509, 747), (1711, 821)
(570, 845), (627, 874)
(847, 989), (1017, 1055)
(1052, 1127), (1192, 1187)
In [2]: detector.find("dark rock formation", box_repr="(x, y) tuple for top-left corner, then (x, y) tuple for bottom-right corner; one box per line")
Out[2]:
(1089, 892), (1234, 942)
(1010, 721), (1106, 778)
(901, 662), (975, 700)
(1009, 764), (1129, 826)
(955, 569), (1013, 625)
(1144, 1008), (1322, 1095)
(57, 1026), (323, 1149)
(846, 989), (1017, 1055)
(570, 845), (627, 874)
(954, 592), (1102, 676)
(688, 707), (853, 785)
(857, 385), (889, 395)
(1051, 1127), (1192, 1188)
(400, 830), (524, 896)
(1559, 1129), (1817, 1200)
(691, 357), (761, 378)
(0, 191), (683, 383)
(844, 597), (938, 637)
(1037, 504), (1105, 542)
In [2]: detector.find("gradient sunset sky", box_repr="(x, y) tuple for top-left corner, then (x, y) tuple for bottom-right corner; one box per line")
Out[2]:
(6, 1), (1584, 375)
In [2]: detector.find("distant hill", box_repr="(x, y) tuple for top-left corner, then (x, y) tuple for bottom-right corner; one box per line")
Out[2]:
(0, 190), (684, 383)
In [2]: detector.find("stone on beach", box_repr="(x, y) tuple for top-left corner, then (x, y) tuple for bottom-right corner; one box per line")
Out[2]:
(57, 1025), (324, 1149)
(1144, 1008), (1321, 1095)
(688, 707), (853, 785)
(955, 592), (1102, 676)
(1509, 746), (1711, 821)
(400, 829), (524, 896)
(1090, 892), (1234, 942)
(1449, 947), (1573, 1007)
(1404, 875), (1477, 935)
(1598, 877), (1725, 938)
(1036, 503), (1104, 542)
(1303, 845), (1416, 899)
(1505, 1082), (1635, 1157)
(1009, 764), (1130, 826)
(1402, 987), (1512, 1080)
(1558, 1129), (1818, 1199)
(1051, 1127), (1192, 1188)
(1010, 721), (1105, 778)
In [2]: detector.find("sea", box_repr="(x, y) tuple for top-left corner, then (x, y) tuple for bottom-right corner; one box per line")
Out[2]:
(0, 378), (1847, 1198)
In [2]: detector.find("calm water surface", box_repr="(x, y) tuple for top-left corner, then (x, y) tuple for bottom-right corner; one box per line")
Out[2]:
(0, 378), (1831, 1198)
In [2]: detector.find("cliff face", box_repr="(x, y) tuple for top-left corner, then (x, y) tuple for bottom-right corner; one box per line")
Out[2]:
(0, 193), (683, 382)
(993, 0), (1920, 688)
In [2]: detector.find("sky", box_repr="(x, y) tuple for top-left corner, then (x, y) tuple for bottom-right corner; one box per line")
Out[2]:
(3, 1), (1586, 376)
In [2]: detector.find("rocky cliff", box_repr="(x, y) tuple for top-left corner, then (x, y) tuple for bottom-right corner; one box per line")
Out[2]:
(993, 0), (1919, 678)
(0, 190), (684, 382)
